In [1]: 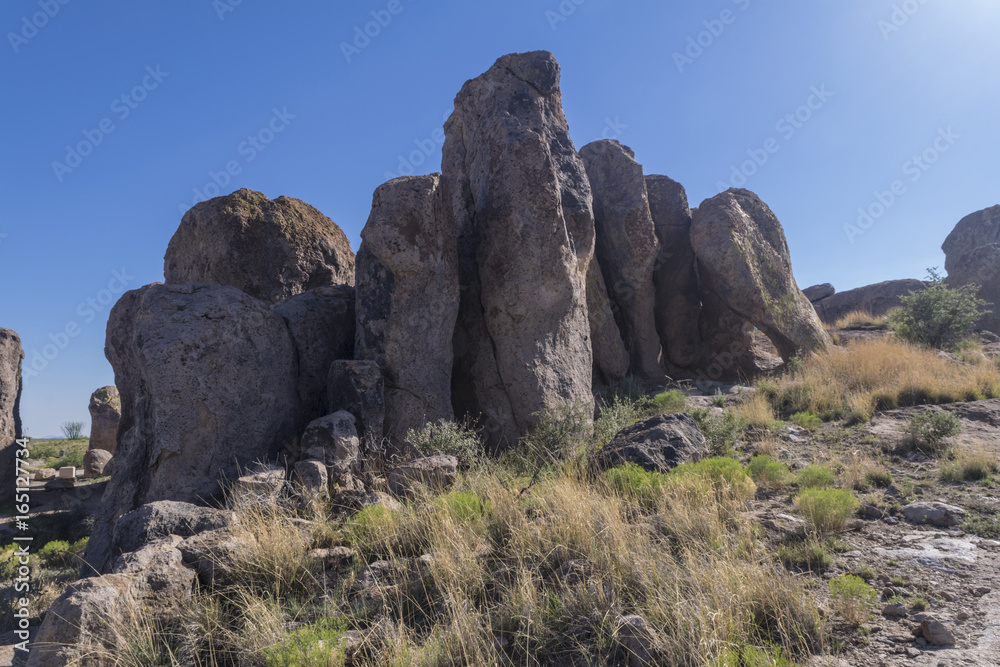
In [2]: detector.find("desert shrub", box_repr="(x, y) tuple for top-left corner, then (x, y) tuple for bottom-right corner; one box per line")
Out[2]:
(796, 464), (836, 489)
(907, 411), (962, 454)
(778, 540), (832, 571)
(59, 421), (85, 440)
(828, 574), (877, 626)
(789, 411), (822, 430)
(651, 389), (686, 413)
(794, 488), (859, 534)
(434, 491), (490, 524)
(940, 447), (999, 483)
(524, 403), (593, 463)
(732, 394), (781, 432)
(964, 516), (1000, 539)
(889, 269), (990, 349)
(264, 617), (349, 667)
(593, 394), (654, 449)
(671, 457), (756, 499)
(745, 455), (790, 491)
(689, 409), (745, 457)
(407, 419), (483, 469)
(714, 644), (794, 667)
(37, 537), (88, 569)
(604, 463), (669, 508)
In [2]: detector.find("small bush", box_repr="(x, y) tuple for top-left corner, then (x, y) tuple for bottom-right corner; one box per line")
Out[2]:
(964, 516), (1000, 539)
(940, 447), (999, 483)
(407, 419), (483, 469)
(865, 470), (894, 489)
(524, 403), (593, 463)
(745, 455), (790, 492)
(789, 411), (822, 430)
(59, 421), (85, 440)
(434, 491), (490, 524)
(794, 488), (859, 534)
(37, 538), (88, 569)
(671, 457), (756, 499)
(689, 409), (745, 457)
(910, 597), (930, 612)
(604, 463), (669, 507)
(829, 574), (877, 626)
(778, 540), (832, 571)
(714, 644), (794, 667)
(907, 411), (962, 454)
(796, 464), (836, 489)
(890, 268), (990, 349)
(264, 617), (349, 667)
(651, 389), (686, 413)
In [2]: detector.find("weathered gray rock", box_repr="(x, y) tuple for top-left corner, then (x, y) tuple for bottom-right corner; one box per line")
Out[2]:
(234, 467), (287, 500)
(272, 286), (355, 430)
(82, 449), (113, 479)
(444, 51), (595, 446)
(86, 283), (297, 575)
(695, 288), (763, 381)
(0, 328), (23, 500)
(300, 411), (361, 488)
(943, 205), (1000, 333)
(646, 176), (704, 369)
(388, 455), (458, 497)
(580, 140), (662, 382)
(812, 279), (925, 324)
(914, 617), (957, 646)
(164, 188), (355, 305)
(356, 175), (460, 446)
(802, 284), (835, 303)
(618, 614), (662, 667)
(328, 360), (385, 444)
(111, 537), (196, 618)
(293, 459), (329, 504)
(691, 189), (831, 362)
(178, 527), (253, 588)
(87, 386), (120, 454)
(902, 501), (966, 528)
(586, 256), (630, 387)
(595, 413), (708, 473)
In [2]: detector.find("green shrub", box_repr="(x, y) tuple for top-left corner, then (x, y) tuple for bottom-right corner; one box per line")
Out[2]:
(524, 403), (593, 462)
(910, 597), (929, 612)
(407, 419), (483, 469)
(671, 457), (756, 498)
(265, 617), (349, 667)
(604, 463), (669, 507)
(964, 516), (1000, 539)
(907, 411), (962, 454)
(778, 540), (832, 571)
(829, 574), (877, 626)
(789, 411), (822, 430)
(594, 395), (654, 449)
(651, 389), (686, 414)
(796, 464), (836, 489)
(889, 268), (990, 349)
(794, 488), (859, 533)
(689, 409), (745, 457)
(864, 470), (894, 489)
(59, 421), (85, 440)
(714, 644), (794, 667)
(434, 491), (490, 524)
(745, 455), (790, 491)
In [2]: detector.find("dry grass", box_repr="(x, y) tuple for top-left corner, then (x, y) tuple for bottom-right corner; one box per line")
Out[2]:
(832, 310), (889, 331)
(837, 451), (892, 492)
(759, 338), (1000, 423)
(940, 443), (1000, 483)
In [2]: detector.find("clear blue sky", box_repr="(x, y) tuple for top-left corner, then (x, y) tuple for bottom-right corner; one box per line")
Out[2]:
(2, 0), (998, 437)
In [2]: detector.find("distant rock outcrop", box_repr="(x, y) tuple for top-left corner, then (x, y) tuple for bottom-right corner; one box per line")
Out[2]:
(691, 189), (830, 364)
(802, 284), (835, 303)
(943, 205), (1000, 333)
(86, 283), (298, 575)
(355, 174), (460, 446)
(444, 51), (596, 446)
(812, 279), (925, 324)
(164, 189), (356, 305)
(87, 386), (121, 454)
(0, 328), (23, 500)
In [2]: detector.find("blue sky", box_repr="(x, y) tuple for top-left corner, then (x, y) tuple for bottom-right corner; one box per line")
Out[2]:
(2, 0), (998, 436)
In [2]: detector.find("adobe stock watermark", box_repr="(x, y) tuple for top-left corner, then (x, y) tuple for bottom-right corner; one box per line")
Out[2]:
(341, 0), (413, 64)
(844, 126), (959, 244)
(383, 108), (451, 181)
(715, 85), (834, 191)
(545, 0), (587, 31)
(213, 0), (244, 21)
(51, 66), (170, 183)
(23, 268), (135, 379)
(178, 107), (295, 214)
(7, 0), (72, 54)
(673, 0), (752, 74)
(878, 0), (928, 40)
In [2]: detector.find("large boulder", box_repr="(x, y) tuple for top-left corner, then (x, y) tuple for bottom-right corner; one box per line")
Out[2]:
(82, 449), (113, 479)
(272, 285), (356, 430)
(646, 176), (704, 369)
(586, 257), (630, 387)
(802, 284), (835, 303)
(388, 455), (458, 497)
(812, 279), (926, 324)
(85, 284), (297, 575)
(580, 140), (662, 382)
(87, 386), (121, 454)
(328, 360), (385, 444)
(164, 189), (355, 304)
(942, 205), (1000, 332)
(595, 413), (708, 473)
(355, 175), (461, 446)
(443, 51), (595, 446)
(0, 328), (23, 500)
(691, 189), (831, 363)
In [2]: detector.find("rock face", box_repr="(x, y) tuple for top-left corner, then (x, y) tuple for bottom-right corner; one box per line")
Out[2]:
(299, 411), (361, 489)
(164, 189), (356, 305)
(812, 279), (926, 324)
(87, 386), (121, 453)
(355, 175), (460, 446)
(802, 284), (835, 303)
(691, 189), (831, 363)
(328, 360), (385, 444)
(586, 257), (630, 387)
(272, 285), (356, 429)
(943, 205), (1000, 332)
(388, 455), (458, 497)
(86, 283), (298, 575)
(0, 328), (23, 500)
(595, 413), (707, 473)
(580, 140), (662, 382)
(646, 176), (703, 369)
(444, 51), (596, 446)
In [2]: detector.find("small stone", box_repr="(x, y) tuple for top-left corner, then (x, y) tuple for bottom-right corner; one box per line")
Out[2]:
(901, 502), (966, 528)
(918, 618), (956, 646)
(975, 586), (992, 596)
(882, 603), (908, 619)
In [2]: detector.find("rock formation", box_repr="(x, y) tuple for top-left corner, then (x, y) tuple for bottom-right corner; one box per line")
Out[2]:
(802, 283), (835, 303)
(646, 175), (704, 369)
(443, 51), (596, 446)
(328, 360), (385, 444)
(164, 189), (355, 304)
(355, 175), (460, 446)
(0, 328), (23, 500)
(85, 283), (298, 574)
(586, 257), (630, 387)
(811, 279), (926, 324)
(580, 140), (662, 382)
(691, 189), (831, 364)
(942, 205), (1000, 332)
(87, 385), (121, 453)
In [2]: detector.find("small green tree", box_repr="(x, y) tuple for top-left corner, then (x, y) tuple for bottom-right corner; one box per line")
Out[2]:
(60, 421), (85, 440)
(890, 268), (990, 349)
